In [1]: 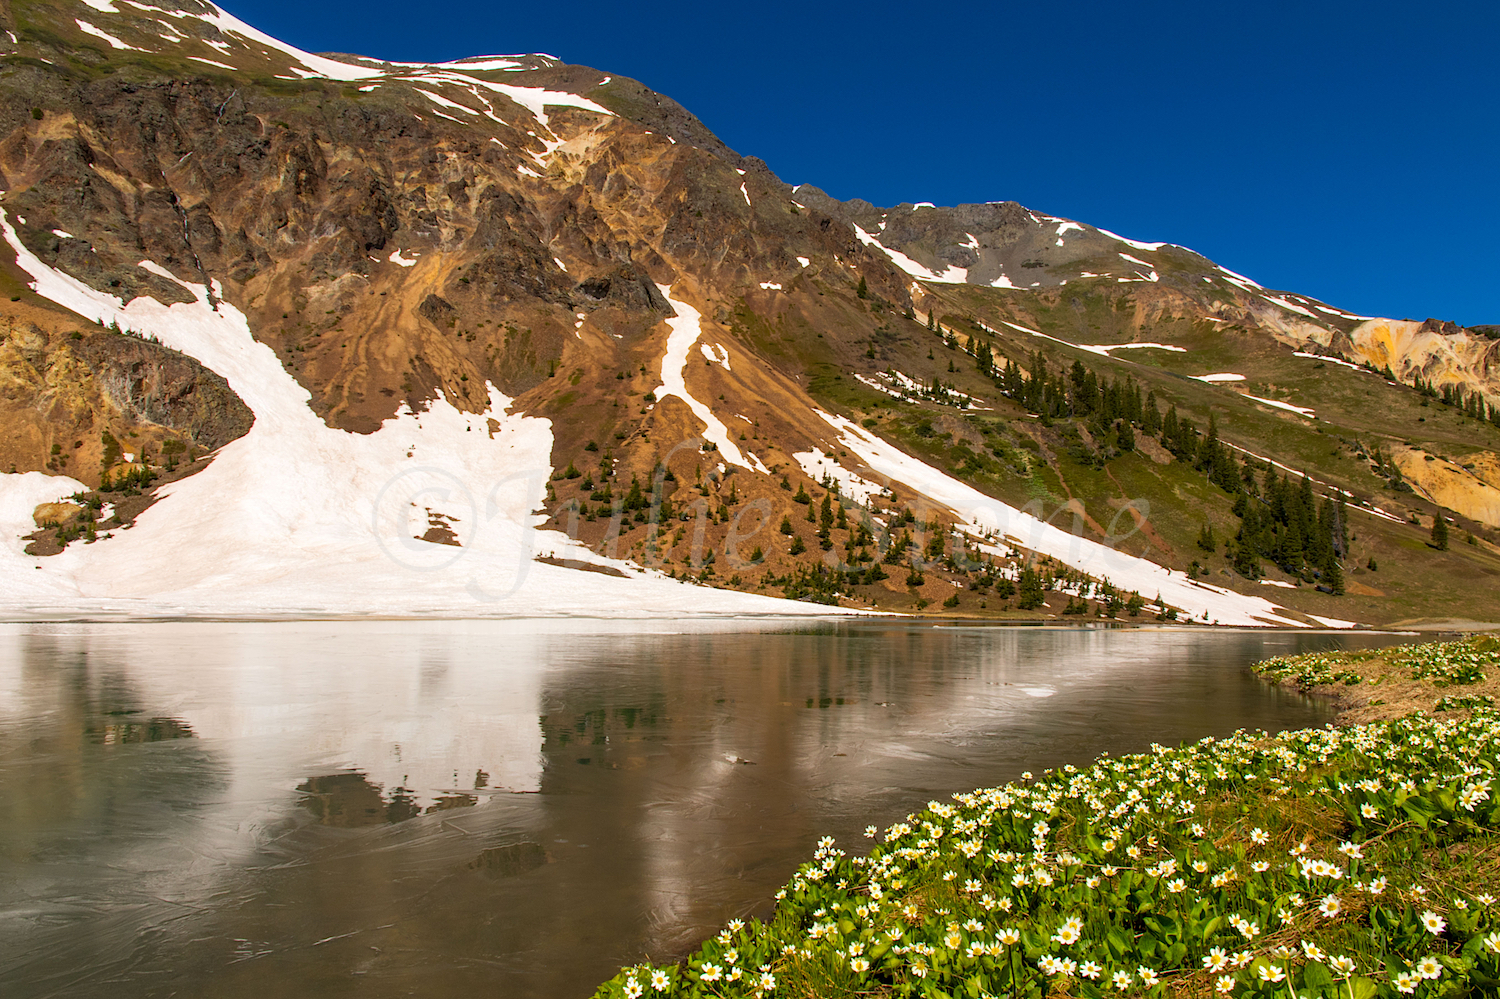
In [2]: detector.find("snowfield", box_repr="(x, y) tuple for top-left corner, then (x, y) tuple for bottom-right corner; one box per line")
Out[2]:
(0, 212), (828, 620)
(654, 287), (769, 474)
(812, 412), (1330, 628)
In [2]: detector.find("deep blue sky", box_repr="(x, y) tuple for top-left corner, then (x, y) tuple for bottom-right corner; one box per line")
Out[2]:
(230, 0), (1498, 325)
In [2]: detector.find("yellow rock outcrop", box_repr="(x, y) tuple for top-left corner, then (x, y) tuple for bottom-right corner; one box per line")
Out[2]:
(1348, 319), (1500, 402)
(1392, 448), (1500, 530)
(32, 501), (82, 527)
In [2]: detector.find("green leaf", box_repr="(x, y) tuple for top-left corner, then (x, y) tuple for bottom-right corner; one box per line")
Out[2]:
(1301, 961), (1333, 990)
(1401, 795), (1437, 828)
(1105, 927), (1131, 961)
(1349, 976), (1380, 999)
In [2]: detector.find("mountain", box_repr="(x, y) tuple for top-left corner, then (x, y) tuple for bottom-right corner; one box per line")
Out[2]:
(1, 0), (1497, 625)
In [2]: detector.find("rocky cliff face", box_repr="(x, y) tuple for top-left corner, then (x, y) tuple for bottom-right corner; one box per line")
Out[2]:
(1343, 318), (1500, 402)
(0, 296), (252, 486)
(0, 0), (911, 436)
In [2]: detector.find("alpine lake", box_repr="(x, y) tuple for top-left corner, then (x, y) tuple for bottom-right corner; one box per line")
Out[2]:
(0, 620), (1416, 998)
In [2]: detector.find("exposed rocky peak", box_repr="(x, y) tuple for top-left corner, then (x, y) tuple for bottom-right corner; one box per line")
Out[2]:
(1419, 317), (1466, 337)
(0, 3), (916, 434)
(586, 75), (746, 164)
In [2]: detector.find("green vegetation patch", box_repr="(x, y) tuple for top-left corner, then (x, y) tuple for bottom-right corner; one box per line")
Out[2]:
(1258, 637), (1497, 691)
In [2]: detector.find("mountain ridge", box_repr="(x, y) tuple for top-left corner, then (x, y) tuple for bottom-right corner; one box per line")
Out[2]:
(1, 0), (1497, 627)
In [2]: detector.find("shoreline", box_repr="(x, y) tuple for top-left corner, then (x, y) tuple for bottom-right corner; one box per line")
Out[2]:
(1254, 634), (1500, 727)
(592, 635), (1500, 998)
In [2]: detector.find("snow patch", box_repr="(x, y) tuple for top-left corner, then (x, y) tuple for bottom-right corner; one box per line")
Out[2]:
(467, 80), (613, 127)
(1193, 373), (1246, 383)
(383, 55), (528, 72)
(1293, 351), (1368, 372)
(388, 248), (417, 267)
(654, 287), (768, 475)
(796, 256), (810, 268)
(1263, 295), (1318, 319)
(75, 19), (142, 50)
(699, 343), (730, 370)
(758, 282), (781, 291)
(415, 88), (478, 114)
(1243, 394), (1316, 419)
(188, 56), (236, 69)
(189, 3), (383, 81)
(1216, 265), (1264, 293)
(1, 471), (86, 554)
(1086, 342), (1187, 353)
(1004, 323), (1170, 361)
(1314, 304), (1375, 321)
(854, 373), (904, 399)
(1095, 227), (1165, 251)
(792, 448), (887, 507)
(854, 226), (967, 284)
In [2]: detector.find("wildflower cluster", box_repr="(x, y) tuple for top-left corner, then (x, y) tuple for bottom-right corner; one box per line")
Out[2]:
(1435, 694), (1495, 713)
(1256, 636), (1496, 692)
(592, 709), (1500, 999)
(1390, 638), (1496, 686)
(1254, 650), (1367, 688)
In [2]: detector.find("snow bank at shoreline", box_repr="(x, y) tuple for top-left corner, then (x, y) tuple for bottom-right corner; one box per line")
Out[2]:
(0, 212), (841, 620)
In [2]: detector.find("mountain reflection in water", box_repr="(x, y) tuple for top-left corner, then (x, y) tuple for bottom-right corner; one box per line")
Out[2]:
(0, 620), (1413, 999)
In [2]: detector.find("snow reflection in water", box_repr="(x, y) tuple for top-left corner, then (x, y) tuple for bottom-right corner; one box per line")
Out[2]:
(0, 621), (1410, 999)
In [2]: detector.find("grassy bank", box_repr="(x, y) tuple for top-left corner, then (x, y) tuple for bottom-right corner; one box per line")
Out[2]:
(592, 637), (1500, 998)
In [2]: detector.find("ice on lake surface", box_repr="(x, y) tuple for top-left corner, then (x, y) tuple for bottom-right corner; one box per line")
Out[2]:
(0, 620), (1408, 998)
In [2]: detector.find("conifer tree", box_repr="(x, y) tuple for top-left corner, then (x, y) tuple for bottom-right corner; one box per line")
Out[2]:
(1432, 512), (1449, 551)
(1017, 567), (1045, 610)
(1321, 547), (1344, 595)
